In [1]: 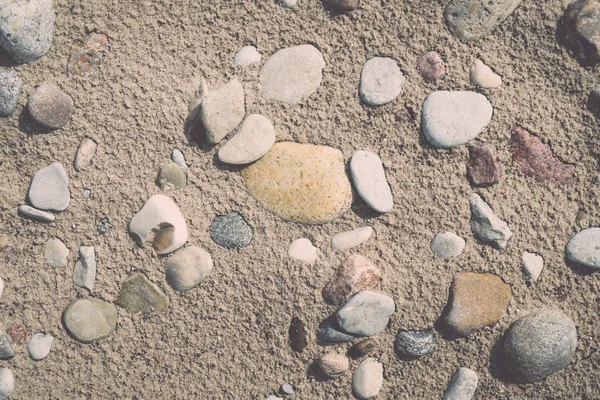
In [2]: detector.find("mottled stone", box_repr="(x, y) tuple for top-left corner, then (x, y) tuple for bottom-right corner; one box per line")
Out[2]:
(331, 226), (373, 252)
(0, 69), (21, 117)
(560, 0), (600, 66)
(430, 232), (465, 259)
(233, 45), (261, 68)
(74, 137), (97, 172)
(27, 333), (53, 361)
(566, 227), (600, 268)
(217, 114), (276, 165)
(470, 59), (502, 88)
(0, 236), (9, 251)
(323, 0), (359, 11)
(317, 319), (356, 345)
(359, 57), (406, 106)
(443, 367), (478, 400)
(322, 254), (381, 305)
(18, 205), (55, 222)
(27, 83), (74, 130)
(417, 51), (446, 80)
(209, 212), (253, 249)
(352, 358), (383, 400)
(350, 150), (393, 213)
(67, 33), (109, 77)
(0, 333), (14, 360)
(445, 0), (523, 41)
(469, 193), (512, 250)
(116, 273), (169, 315)
(394, 329), (436, 358)
(466, 142), (502, 186)
(201, 79), (245, 144)
(28, 162), (70, 212)
(165, 246), (213, 291)
(62, 298), (117, 343)
(157, 163), (187, 190)
(522, 251), (544, 281)
(6, 323), (26, 345)
(73, 246), (96, 291)
(349, 338), (377, 359)
(337, 291), (395, 337)
(319, 353), (349, 378)
(44, 238), (69, 268)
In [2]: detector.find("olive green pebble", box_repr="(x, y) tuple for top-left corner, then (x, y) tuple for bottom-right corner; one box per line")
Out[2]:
(157, 163), (187, 190)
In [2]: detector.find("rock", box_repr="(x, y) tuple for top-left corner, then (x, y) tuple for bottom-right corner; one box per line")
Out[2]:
(241, 142), (352, 224)
(317, 319), (356, 345)
(350, 150), (393, 213)
(129, 194), (188, 255)
(171, 149), (188, 169)
(0, 333), (14, 360)
(322, 255), (381, 305)
(522, 251), (544, 281)
(44, 238), (69, 268)
(324, 0), (359, 10)
(417, 51), (446, 80)
(73, 246), (96, 291)
(201, 79), (245, 144)
(331, 226), (373, 251)
(352, 358), (383, 400)
(337, 291), (395, 337)
(422, 91), (493, 148)
(62, 298), (117, 343)
(74, 137), (97, 172)
(592, 85), (600, 100)
(443, 367), (478, 400)
(288, 317), (307, 353)
(394, 329), (436, 358)
(288, 238), (317, 263)
(165, 246), (213, 291)
(503, 310), (577, 383)
(0, 236), (9, 251)
(466, 142), (502, 186)
(259, 45), (325, 104)
(0, 69), (21, 117)
(280, 0), (297, 7)
(0, 367), (14, 400)
(470, 59), (502, 88)
(469, 193), (512, 250)
(67, 33), (109, 77)
(28, 162), (70, 212)
(430, 232), (465, 260)
(349, 338), (377, 359)
(6, 324), (26, 345)
(0, 0), (55, 63)
(27, 333), (53, 361)
(442, 272), (512, 337)
(566, 227), (600, 268)
(359, 57), (406, 106)
(97, 218), (111, 234)
(17, 205), (55, 222)
(0, 278), (3, 298)
(210, 212), (253, 249)
(218, 114), (276, 165)
(319, 353), (349, 378)
(510, 125), (576, 185)
(560, 0), (600, 65)
(116, 273), (169, 315)
(233, 45), (261, 67)
(157, 163), (187, 190)
(444, 0), (523, 41)
(266, 396), (283, 400)
(280, 382), (294, 395)
(27, 83), (74, 130)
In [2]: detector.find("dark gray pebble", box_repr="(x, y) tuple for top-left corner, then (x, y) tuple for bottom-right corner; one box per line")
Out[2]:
(209, 212), (253, 249)
(394, 329), (436, 358)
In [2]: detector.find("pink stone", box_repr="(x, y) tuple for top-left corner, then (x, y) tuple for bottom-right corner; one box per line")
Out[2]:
(417, 51), (446, 80)
(322, 255), (381, 305)
(466, 142), (503, 186)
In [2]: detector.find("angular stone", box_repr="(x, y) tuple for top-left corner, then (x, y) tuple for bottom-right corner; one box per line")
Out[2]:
(443, 367), (478, 400)
(67, 33), (109, 77)
(0, 333), (14, 360)
(322, 255), (381, 305)
(430, 232), (465, 259)
(288, 238), (317, 264)
(165, 246), (213, 291)
(323, 0), (359, 11)
(74, 137), (97, 172)
(359, 57), (406, 106)
(331, 226), (373, 252)
(44, 238), (69, 268)
(28, 162), (70, 212)
(27, 333), (53, 361)
(522, 251), (544, 281)
(417, 51), (446, 80)
(350, 150), (393, 213)
(560, 0), (600, 65)
(470, 59), (502, 88)
(0, 367), (14, 400)
(0, 69), (21, 117)
(27, 83), (74, 130)
(469, 193), (512, 250)
(157, 163), (187, 190)
(352, 358), (383, 400)
(218, 114), (276, 165)
(201, 79), (245, 144)
(394, 329), (436, 358)
(209, 212), (253, 249)
(319, 353), (349, 378)
(337, 291), (395, 337)
(317, 319), (356, 345)
(445, 0), (523, 41)
(116, 273), (169, 315)
(62, 298), (117, 343)
(566, 227), (600, 268)
(233, 45), (261, 68)
(466, 142), (502, 187)
(73, 246), (96, 291)
(18, 205), (55, 222)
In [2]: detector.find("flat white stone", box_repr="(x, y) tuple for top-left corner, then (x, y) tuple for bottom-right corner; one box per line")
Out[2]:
(28, 333), (54, 361)
(352, 358), (383, 400)
(331, 226), (373, 251)
(218, 114), (276, 165)
(0, 367), (14, 400)
(288, 238), (317, 264)
(566, 227), (600, 268)
(443, 367), (478, 400)
(28, 162), (70, 211)
(337, 290), (395, 337)
(522, 251), (544, 282)
(431, 232), (465, 259)
(74, 137), (97, 172)
(281, 0), (297, 8)
(44, 238), (69, 268)
(233, 45), (261, 68)
(18, 204), (55, 222)
(73, 246), (96, 291)
(201, 79), (245, 144)
(171, 149), (188, 170)
(470, 59), (502, 88)
(469, 194), (512, 250)
(350, 151), (393, 213)
(359, 57), (405, 106)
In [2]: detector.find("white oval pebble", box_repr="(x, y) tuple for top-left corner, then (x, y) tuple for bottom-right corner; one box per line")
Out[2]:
(288, 238), (317, 264)
(522, 251), (544, 282)
(331, 226), (373, 251)
(337, 291), (395, 337)
(566, 227), (600, 268)
(218, 114), (276, 165)
(0, 277), (3, 298)
(443, 367), (478, 400)
(0, 367), (14, 400)
(350, 150), (393, 213)
(17, 204), (55, 222)
(280, 0), (297, 7)
(430, 232), (465, 259)
(28, 333), (54, 361)
(352, 358), (383, 400)
(233, 46), (262, 68)
(171, 149), (188, 170)
(359, 57), (406, 106)
(470, 59), (502, 89)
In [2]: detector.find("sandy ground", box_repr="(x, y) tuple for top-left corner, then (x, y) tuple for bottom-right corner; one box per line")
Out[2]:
(0, 0), (599, 398)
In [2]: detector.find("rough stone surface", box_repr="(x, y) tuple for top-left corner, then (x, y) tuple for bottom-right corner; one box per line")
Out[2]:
(417, 51), (446, 80)
(324, 0), (359, 11)
(444, 0), (523, 41)
(287, 238), (317, 263)
(27, 83), (74, 130)
(171, 149), (188, 169)
(566, 227), (600, 268)
(522, 251), (544, 281)
(28, 333), (54, 361)
(359, 57), (405, 106)
(443, 367), (478, 400)
(62, 298), (117, 343)
(209, 212), (253, 249)
(317, 319), (356, 345)
(331, 226), (373, 252)
(233, 45), (261, 67)
(394, 329), (436, 358)
(470, 59), (502, 88)
(28, 162), (70, 212)
(0, 333), (14, 360)
(352, 358), (383, 400)
(350, 150), (393, 213)
(218, 114), (276, 165)
(73, 245), (96, 291)
(319, 353), (349, 378)
(0, 367), (14, 400)
(165, 246), (213, 291)
(560, 0), (600, 66)
(337, 291), (395, 336)
(18, 205), (55, 222)
(469, 193), (512, 250)
(430, 232), (465, 259)
(116, 273), (169, 315)
(157, 163), (187, 190)
(466, 142), (502, 186)
(322, 254), (381, 305)
(67, 33), (109, 77)
(201, 79), (245, 144)
(0, 69), (21, 117)
(74, 137), (97, 172)
(44, 238), (69, 268)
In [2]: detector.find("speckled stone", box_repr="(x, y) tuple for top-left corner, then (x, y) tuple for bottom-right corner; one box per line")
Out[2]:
(209, 212), (253, 249)
(0, 69), (21, 117)
(62, 298), (117, 343)
(444, 0), (523, 41)
(394, 329), (436, 358)
(466, 142), (502, 186)
(566, 227), (600, 268)
(157, 163), (187, 190)
(116, 273), (169, 315)
(67, 33), (109, 77)
(165, 246), (213, 291)
(417, 51), (445, 80)
(322, 254), (381, 305)
(27, 83), (74, 130)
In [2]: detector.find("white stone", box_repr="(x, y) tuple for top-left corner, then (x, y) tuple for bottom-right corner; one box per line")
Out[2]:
(422, 91), (493, 148)
(0, 69), (21, 117)
(331, 226), (373, 251)
(171, 149), (188, 170)
(201, 79), (245, 144)
(73, 246), (96, 291)
(359, 57), (406, 106)
(522, 251), (544, 281)
(469, 194), (512, 250)
(431, 232), (465, 259)
(280, 0), (297, 8)
(165, 246), (213, 291)
(28, 162), (70, 212)
(266, 396), (283, 400)
(218, 114), (276, 165)
(0, 367), (14, 400)
(470, 59), (502, 89)
(259, 44), (325, 105)
(44, 238), (69, 268)
(443, 367), (478, 400)
(566, 228), (600, 268)
(233, 45), (261, 68)
(319, 353), (350, 378)
(352, 358), (383, 400)
(288, 238), (317, 264)
(337, 291), (395, 337)
(350, 150), (393, 213)
(18, 204), (55, 222)
(74, 137), (97, 172)
(0, 277), (3, 298)
(28, 333), (54, 361)
(280, 383), (294, 395)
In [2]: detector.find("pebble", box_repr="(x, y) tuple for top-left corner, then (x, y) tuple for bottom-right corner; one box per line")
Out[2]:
(67, 33), (109, 77)
(27, 333), (53, 361)
(522, 251), (544, 281)
(504, 310), (577, 383)
(165, 246), (213, 291)
(331, 226), (373, 252)
(430, 232), (465, 260)
(337, 291), (395, 337)
(0, 236), (9, 251)
(394, 329), (436, 358)
(44, 238), (69, 268)
(6, 324), (26, 345)
(442, 272), (512, 337)
(566, 227), (600, 268)
(97, 218), (111, 234)
(18, 205), (55, 222)
(287, 238), (317, 264)
(209, 212), (253, 249)
(322, 255), (381, 305)
(28, 162), (70, 212)
(0, 333), (14, 360)
(470, 59), (502, 88)
(129, 194), (188, 255)
(349, 338), (377, 359)
(317, 319), (356, 345)
(62, 298), (117, 343)
(27, 83), (74, 130)
(288, 317), (307, 353)
(0, 278), (3, 298)
(319, 353), (349, 378)
(350, 150), (393, 213)
(0, 367), (14, 400)
(73, 137), (97, 172)
(233, 45), (261, 68)
(561, 0), (600, 65)
(352, 358), (383, 400)
(444, 0), (523, 41)
(280, 383), (294, 395)
(266, 396), (283, 400)
(417, 51), (446, 80)
(0, 69), (21, 117)
(157, 163), (187, 190)
(592, 85), (600, 100)
(280, 0), (297, 7)
(201, 78), (245, 144)
(359, 57), (405, 106)
(218, 114), (276, 165)
(0, 0), (55, 63)
(466, 142), (502, 186)
(469, 193), (512, 250)
(73, 246), (96, 291)
(259, 45), (325, 104)
(171, 149), (188, 169)
(116, 273), (169, 315)
(443, 367), (478, 400)
(241, 142), (352, 224)
(422, 91), (493, 148)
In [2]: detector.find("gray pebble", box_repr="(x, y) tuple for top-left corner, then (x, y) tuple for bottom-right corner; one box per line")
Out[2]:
(157, 163), (187, 190)
(394, 329), (436, 358)
(443, 367), (478, 400)
(28, 162), (70, 212)
(565, 227), (600, 268)
(165, 246), (213, 291)
(44, 238), (69, 268)
(359, 57), (405, 106)
(592, 86), (600, 99)
(0, 367), (14, 400)
(337, 291), (395, 337)
(201, 79), (245, 144)
(62, 298), (117, 343)
(115, 273), (169, 315)
(0, 69), (21, 117)
(17, 204), (55, 222)
(469, 193), (511, 250)
(444, 0), (523, 41)
(349, 150), (393, 213)
(317, 319), (356, 345)
(280, 382), (294, 395)
(430, 232), (465, 259)
(73, 246), (96, 291)
(209, 212), (253, 249)
(0, 333), (14, 360)
(97, 218), (111, 234)
(171, 149), (188, 169)
(27, 83), (74, 130)
(27, 333), (54, 361)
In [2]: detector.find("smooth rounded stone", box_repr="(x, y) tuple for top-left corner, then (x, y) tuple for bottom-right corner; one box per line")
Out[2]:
(317, 319), (356, 345)
(27, 333), (54, 361)
(28, 162), (70, 212)
(331, 226), (373, 252)
(359, 57), (405, 106)
(280, 383), (294, 395)
(218, 114), (276, 165)
(422, 91), (493, 148)
(522, 251), (544, 281)
(561, 0), (600, 66)
(259, 44), (325, 104)
(443, 367), (478, 400)
(348, 338), (377, 359)
(470, 59), (502, 88)
(469, 193), (512, 250)
(324, 0), (359, 10)
(266, 396), (282, 400)
(165, 246), (213, 291)
(241, 142), (352, 224)
(0, 367), (14, 400)
(337, 291), (395, 337)
(201, 79), (245, 144)
(157, 163), (187, 190)
(288, 238), (317, 264)
(466, 142), (502, 187)
(280, 0), (297, 7)
(233, 45), (261, 68)
(171, 149), (188, 170)
(0, 69), (21, 117)
(209, 212), (253, 249)
(0, 0), (55, 63)
(352, 358), (383, 400)
(394, 329), (436, 358)
(417, 51), (445, 80)
(116, 273), (169, 315)
(323, 255), (381, 305)
(18, 205), (55, 222)
(430, 232), (465, 259)
(350, 150), (393, 213)
(27, 83), (74, 130)
(72, 246), (96, 291)
(62, 298), (117, 343)
(444, 0), (523, 41)
(566, 228), (600, 268)
(73, 137), (97, 172)
(319, 353), (350, 378)
(0, 333), (14, 360)
(44, 238), (69, 268)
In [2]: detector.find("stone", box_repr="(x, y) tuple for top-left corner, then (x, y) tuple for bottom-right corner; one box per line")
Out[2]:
(201, 79), (245, 144)
(350, 150), (393, 213)
(470, 59), (502, 88)
(27, 333), (53, 361)
(466, 142), (502, 186)
(62, 298), (117, 343)
(74, 137), (97, 172)
(443, 367), (478, 400)
(288, 317), (307, 353)
(27, 83), (74, 130)
(171, 149), (188, 169)
(0, 367), (14, 400)
(566, 227), (600, 268)
(44, 238), (69, 268)
(430, 232), (465, 260)
(503, 310), (577, 383)
(6, 324), (25, 345)
(0, 69), (21, 117)
(331, 226), (373, 251)
(288, 238), (317, 264)
(210, 212), (253, 249)
(17, 205), (55, 222)
(337, 291), (395, 337)
(522, 251), (544, 281)
(73, 246), (96, 291)
(280, 0), (297, 7)
(280, 383), (294, 395)
(444, 0), (523, 41)
(97, 218), (111, 234)
(317, 319), (356, 345)
(233, 45), (261, 67)
(266, 396), (283, 400)
(348, 338), (377, 359)
(352, 358), (383, 400)
(510, 125), (576, 185)
(129, 194), (188, 255)
(394, 329), (436, 358)
(560, 0), (600, 65)
(116, 273), (169, 315)
(67, 33), (109, 77)
(417, 51), (446, 80)
(241, 142), (352, 224)
(319, 353), (349, 378)
(218, 114), (276, 165)
(165, 246), (213, 291)
(0, 0), (55, 63)
(442, 272), (512, 337)
(28, 162), (70, 212)
(323, 0), (359, 11)
(0, 236), (9, 251)
(422, 91), (493, 148)
(592, 85), (600, 99)
(0, 278), (3, 298)
(322, 255), (381, 305)
(469, 193), (512, 250)
(0, 333), (14, 360)
(359, 57), (405, 106)
(157, 163), (187, 190)
(259, 45), (325, 104)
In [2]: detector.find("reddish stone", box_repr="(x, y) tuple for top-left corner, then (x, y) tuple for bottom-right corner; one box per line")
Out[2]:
(349, 338), (377, 359)
(417, 51), (446, 80)
(6, 323), (26, 345)
(466, 142), (502, 186)
(322, 255), (381, 305)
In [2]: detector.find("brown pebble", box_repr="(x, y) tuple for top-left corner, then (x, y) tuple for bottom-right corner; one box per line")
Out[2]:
(576, 208), (586, 223)
(74, 137), (98, 172)
(322, 254), (381, 305)
(67, 33), (109, 77)
(152, 226), (175, 253)
(0, 235), (10, 252)
(6, 323), (26, 345)
(466, 142), (502, 187)
(27, 83), (74, 130)
(289, 317), (308, 353)
(348, 338), (377, 359)
(417, 51), (446, 80)
(323, 0), (359, 11)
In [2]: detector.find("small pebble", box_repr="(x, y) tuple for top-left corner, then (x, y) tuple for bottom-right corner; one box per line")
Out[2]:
(0, 277), (3, 298)
(444, 0), (523, 41)
(27, 83), (74, 130)
(201, 79), (245, 143)
(466, 142), (502, 186)
(0, 69), (21, 117)
(209, 212), (253, 249)
(97, 218), (111, 234)
(157, 163), (187, 190)
(0, 367), (14, 400)
(17, 205), (55, 222)
(352, 358), (383, 400)
(359, 57), (405, 106)
(331, 226), (372, 251)
(348, 338), (377, 359)
(73, 245), (96, 291)
(337, 291), (395, 337)
(319, 353), (349, 378)
(592, 86), (600, 100)
(28, 162), (70, 212)
(322, 255), (381, 305)
(280, 0), (297, 7)
(323, 0), (359, 11)
(317, 319), (356, 345)
(0, 236), (9, 251)
(67, 33), (109, 77)
(218, 114), (276, 165)
(288, 238), (317, 264)
(116, 273), (169, 315)
(470, 59), (502, 88)
(522, 251), (544, 281)
(6, 323), (26, 345)
(280, 382), (294, 395)
(27, 333), (54, 361)
(62, 298), (117, 343)
(83, 189), (91, 198)
(470, 193), (512, 250)
(443, 367), (478, 400)
(165, 246), (213, 291)
(560, 0), (600, 66)
(394, 329), (436, 358)
(0, 333), (14, 360)
(417, 51), (445, 80)
(350, 150), (393, 213)
(289, 317), (307, 353)
(233, 45), (261, 68)
(566, 227), (600, 268)
(74, 137), (97, 172)
(171, 149), (188, 169)
(44, 238), (69, 268)
(266, 395), (283, 400)
(430, 232), (465, 259)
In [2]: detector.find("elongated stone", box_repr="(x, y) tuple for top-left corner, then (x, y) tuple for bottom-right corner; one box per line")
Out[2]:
(201, 79), (245, 144)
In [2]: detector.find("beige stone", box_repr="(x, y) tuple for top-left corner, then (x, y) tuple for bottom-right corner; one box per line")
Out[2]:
(322, 255), (381, 305)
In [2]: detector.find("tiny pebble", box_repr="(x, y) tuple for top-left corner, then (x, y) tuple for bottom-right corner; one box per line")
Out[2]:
(280, 382), (294, 395)
(27, 333), (54, 361)
(0, 367), (14, 400)
(27, 83), (74, 130)
(349, 150), (393, 213)
(522, 251), (544, 281)
(28, 162), (70, 212)
(470, 193), (512, 250)
(6, 323), (26, 345)
(0, 69), (22, 117)
(319, 353), (349, 378)
(74, 137), (97, 172)
(233, 45), (261, 68)
(18, 205), (55, 222)
(165, 246), (213, 291)
(352, 358), (383, 400)
(171, 149), (188, 169)
(470, 59), (502, 88)
(210, 212), (253, 249)
(444, 0), (522, 41)
(331, 226), (373, 251)
(443, 367), (478, 400)
(97, 218), (111, 234)
(73, 246), (96, 291)
(417, 51), (445, 80)
(394, 329), (436, 358)
(359, 57), (405, 106)
(44, 238), (69, 268)
(430, 232), (465, 259)
(288, 238), (317, 264)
